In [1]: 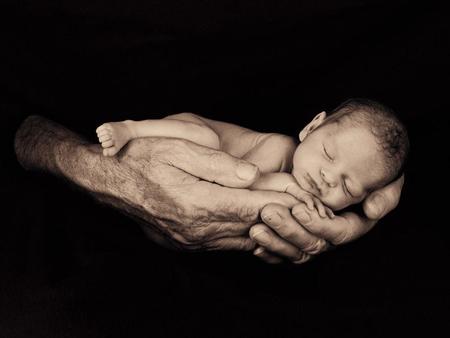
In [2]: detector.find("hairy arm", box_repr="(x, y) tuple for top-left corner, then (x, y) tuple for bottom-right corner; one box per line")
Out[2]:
(15, 116), (161, 233)
(15, 115), (299, 251)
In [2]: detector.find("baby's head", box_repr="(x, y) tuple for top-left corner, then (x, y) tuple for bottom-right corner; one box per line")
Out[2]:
(292, 98), (409, 211)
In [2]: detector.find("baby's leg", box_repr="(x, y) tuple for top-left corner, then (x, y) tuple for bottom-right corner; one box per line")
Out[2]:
(96, 115), (220, 156)
(96, 120), (135, 156)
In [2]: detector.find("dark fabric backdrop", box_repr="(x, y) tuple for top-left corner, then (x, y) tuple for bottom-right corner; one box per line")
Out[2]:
(1, 1), (448, 337)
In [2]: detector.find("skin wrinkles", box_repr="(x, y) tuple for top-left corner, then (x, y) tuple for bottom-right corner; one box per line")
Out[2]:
(15, 115), (404, 263)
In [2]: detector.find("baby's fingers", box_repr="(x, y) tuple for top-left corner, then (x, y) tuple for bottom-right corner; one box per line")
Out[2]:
(302, 194), (315, 211)
(286, 184), (314, 211)
(325, 206), (335, 219)
(313, 197), (327, 218)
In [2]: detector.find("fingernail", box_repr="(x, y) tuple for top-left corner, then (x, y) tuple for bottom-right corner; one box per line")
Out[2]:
(294, 208), (311, 224)
(251, 230), (270, 245)
(237, 162), (258, 181)
(254, 247), (265, 256)
(261, 212), (279, 223)
(293, 253), (309, 264)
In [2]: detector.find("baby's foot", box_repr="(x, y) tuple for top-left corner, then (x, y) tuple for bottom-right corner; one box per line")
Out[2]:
(96, 121), (134, 156)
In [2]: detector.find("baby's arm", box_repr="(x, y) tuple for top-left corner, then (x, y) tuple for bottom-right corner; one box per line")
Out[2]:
(252, 172), (334, 218)
(96, 113), (219, 156)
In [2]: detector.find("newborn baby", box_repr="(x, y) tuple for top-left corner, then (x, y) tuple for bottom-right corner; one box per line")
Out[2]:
(96, 98), (409, 219)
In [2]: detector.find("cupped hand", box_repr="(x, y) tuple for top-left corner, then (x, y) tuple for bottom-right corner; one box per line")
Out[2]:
(250, 175), (405, 263)
(121, 137), (299, 251)
(15, 116), (300, 252)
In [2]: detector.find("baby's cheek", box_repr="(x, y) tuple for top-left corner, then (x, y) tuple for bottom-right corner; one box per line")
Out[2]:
(322, 192), (351, 211)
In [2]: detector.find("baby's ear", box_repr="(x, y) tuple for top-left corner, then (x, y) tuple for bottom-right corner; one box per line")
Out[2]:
(299, 111), (327, 141)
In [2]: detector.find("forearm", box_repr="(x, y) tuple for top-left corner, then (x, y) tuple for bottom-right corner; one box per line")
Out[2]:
(14, 115), (145, 205)
(15, 115), (89, 176)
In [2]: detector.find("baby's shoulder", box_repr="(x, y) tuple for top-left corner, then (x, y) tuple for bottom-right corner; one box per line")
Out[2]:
(260, 134), (297, 171)
(262, 133), (297, 151)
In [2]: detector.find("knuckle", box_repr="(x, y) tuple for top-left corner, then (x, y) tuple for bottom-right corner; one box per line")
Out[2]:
(262, 203), (281, 215)
(292, 204), (312, 225)
(238, 206), (259, 223)
(205, 151), (224, 173)
(303, 239), (327, 255)
(237, 239), (256, 251)
(281, 227), (296, 240)
(331, 230), (352, 245)
(176, 228), (205, 247)
(154, 220), (202, 250)
(293, 252), (310, 264)
(292, 203), (307, 213)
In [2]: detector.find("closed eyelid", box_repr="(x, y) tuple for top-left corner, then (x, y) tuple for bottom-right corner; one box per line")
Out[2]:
(323, 144), (333, 160)
(343, 181), (353, 197)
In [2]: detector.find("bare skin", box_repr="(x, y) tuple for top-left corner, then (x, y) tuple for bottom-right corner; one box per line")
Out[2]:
(15, 116), (404, 263)
(96, 113), (334, 217)
(15, 116), (298, 251)
(94, 112), (405, 263)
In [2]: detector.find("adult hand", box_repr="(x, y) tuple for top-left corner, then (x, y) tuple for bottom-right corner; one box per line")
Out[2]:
(15, 116), (299, 251)
(250, 175), (405, 263)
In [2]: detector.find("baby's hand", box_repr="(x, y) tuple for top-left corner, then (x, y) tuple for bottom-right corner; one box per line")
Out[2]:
(285, 182), (334, 219)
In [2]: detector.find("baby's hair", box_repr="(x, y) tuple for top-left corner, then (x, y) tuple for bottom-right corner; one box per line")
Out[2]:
(326, 98), (409, 182)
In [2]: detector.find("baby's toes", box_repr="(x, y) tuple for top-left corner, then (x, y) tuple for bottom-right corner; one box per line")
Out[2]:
(96, 123), (113, 132)
(101, 139), (115, 148)
(96, 124), (110, 135)
(98, 133), (112, 143)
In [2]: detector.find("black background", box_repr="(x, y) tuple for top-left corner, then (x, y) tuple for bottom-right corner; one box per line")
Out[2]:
(1, 1), (448, 337)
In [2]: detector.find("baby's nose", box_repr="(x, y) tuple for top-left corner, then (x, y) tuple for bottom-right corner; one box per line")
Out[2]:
(320, 168), (337, 188)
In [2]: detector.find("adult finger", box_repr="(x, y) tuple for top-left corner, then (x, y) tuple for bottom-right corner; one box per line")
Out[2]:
(291, 203), (376, 245)
(260, 203), (329, 255)
(158, 138), (260, 188)
(189, 181), (299, 223)
(249, 224), (311, 263)
(363, 174), (405, 220)
(204, 236), (256, 251)
(188, 221), (253, 241)
(253, 247), (284, 264)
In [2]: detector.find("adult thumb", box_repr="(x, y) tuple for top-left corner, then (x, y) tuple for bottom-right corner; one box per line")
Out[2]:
(363, 174), (404, 220)
(162, 139), (260, 188)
